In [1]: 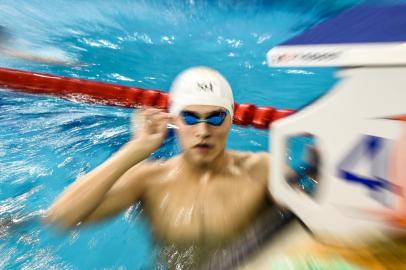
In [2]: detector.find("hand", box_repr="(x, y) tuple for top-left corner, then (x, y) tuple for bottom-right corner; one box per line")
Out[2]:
(131, 108), (171, 152)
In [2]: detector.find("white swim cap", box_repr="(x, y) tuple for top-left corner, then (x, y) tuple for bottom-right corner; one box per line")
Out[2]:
(169, 67), (234, 117)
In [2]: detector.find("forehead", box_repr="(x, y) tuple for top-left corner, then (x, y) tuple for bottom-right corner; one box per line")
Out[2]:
(182, 105), (225, 114)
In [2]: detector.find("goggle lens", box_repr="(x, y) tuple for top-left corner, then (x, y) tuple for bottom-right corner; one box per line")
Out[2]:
(181, 111), (227, 126)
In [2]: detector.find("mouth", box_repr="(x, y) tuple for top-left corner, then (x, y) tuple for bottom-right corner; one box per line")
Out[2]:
(193, 143), (213, 151)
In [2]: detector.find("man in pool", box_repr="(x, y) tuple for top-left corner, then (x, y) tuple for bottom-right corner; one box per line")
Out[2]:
(46, 67), (274, 268)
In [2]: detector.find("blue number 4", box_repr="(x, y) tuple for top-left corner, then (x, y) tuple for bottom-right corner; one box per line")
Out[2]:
(337, 135), (400, 207)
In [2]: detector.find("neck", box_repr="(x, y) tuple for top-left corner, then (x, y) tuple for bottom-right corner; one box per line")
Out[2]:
(180, 149), (230, 177)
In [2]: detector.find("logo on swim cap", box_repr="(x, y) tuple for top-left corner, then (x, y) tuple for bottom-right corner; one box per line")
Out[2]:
(169, 67), (234, 117)
(196, 82), (214, 92)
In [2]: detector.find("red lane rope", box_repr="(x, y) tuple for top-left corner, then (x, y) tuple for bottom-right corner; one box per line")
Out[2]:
(0, 67), (295, 129)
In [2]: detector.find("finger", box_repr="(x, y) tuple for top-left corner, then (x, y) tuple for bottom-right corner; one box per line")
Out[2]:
(141, 110), (163, 125)
(149, 116), (169, 134)
(142, 108), (162, 117)
(150, 113), (170, 123)
(131, 109), (144, 125)
(149, 116), (168, 131)
(131, 110), (148, 135)
(168, 114), (176, 121)
(131, 109), (140, 119)
(154, 120), (169, 136)
(131, 110), (140, 128)
(134, 110), (166, 134)
(143, 114), (168, 129)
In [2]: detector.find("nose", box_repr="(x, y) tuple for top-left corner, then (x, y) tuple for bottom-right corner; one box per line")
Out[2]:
(195, 122), (211, 139)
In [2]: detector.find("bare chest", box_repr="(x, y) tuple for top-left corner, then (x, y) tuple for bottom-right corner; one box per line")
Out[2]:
(143, 175), (268, 244)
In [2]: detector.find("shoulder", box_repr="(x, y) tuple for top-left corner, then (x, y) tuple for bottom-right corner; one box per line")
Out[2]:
(228, 151), (270, 185)
(110, 159), (169, 196)
(229, 151), (269, 170)
(125, 159), (167, 178)
(125, 156), (180, 183)
(228, 151), (270, 189)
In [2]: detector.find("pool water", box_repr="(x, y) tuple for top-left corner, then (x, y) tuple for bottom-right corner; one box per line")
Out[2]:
(1, 0), (403, 269)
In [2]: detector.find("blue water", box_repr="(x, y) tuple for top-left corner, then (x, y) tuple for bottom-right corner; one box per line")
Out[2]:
(0, 0), (401, 269)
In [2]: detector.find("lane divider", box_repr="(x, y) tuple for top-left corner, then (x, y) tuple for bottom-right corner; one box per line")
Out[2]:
(0, 67), (295, 129)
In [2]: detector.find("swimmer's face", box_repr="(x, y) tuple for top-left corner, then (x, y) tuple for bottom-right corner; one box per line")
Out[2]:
(174, 105), (232, 165)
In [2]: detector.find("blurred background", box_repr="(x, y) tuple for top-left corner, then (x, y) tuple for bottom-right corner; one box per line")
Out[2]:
(1, 0), (406, 269)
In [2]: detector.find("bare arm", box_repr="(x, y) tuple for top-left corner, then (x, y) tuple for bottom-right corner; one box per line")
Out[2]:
(45, 109), (170, 229)
(82, 160), (155, 224)
(45, 140), (151, 228)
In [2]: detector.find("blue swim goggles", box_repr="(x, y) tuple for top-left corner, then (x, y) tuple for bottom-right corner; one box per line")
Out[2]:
(180, 110), (227, 126)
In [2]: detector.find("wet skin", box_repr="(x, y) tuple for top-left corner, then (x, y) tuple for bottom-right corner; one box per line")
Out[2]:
(46, 105), (272, 269)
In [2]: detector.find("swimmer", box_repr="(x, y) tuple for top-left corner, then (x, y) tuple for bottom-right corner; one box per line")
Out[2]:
(0, 25), (80, 66)
(45, 67), (278, 269)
